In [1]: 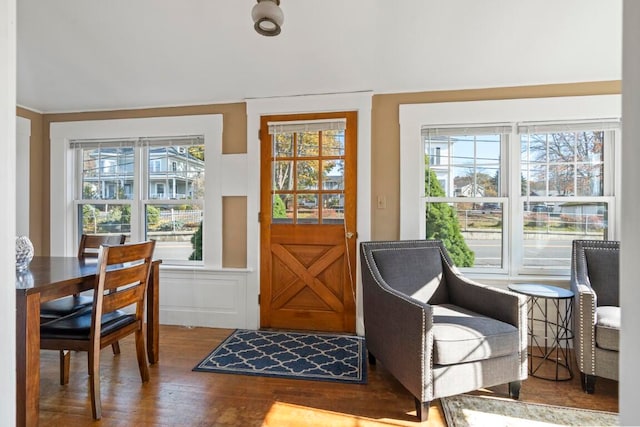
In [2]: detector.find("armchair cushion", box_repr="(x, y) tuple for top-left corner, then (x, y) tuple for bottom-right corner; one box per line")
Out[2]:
(595, 306), (620, 352)
(584, 248), (619, 306)
(371, 247), (449, 304)
(432, 304), (520, 365)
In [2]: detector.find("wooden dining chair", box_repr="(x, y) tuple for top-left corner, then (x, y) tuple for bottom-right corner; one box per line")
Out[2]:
(40, 240), (155, 420)
(40, 234), (127, 321)
(40, 234), (127, 382)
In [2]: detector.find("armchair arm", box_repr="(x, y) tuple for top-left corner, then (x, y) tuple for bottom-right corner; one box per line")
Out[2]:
(361, 252), (435, 402)
(571, 281), (597, 375)
(443, 265), (528, 379)
(444, 265), (526, 329)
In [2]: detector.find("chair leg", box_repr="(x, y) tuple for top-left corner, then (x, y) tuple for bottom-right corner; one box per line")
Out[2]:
(509, 380), (521, 400)
(59, 350), (70, 385)
(414, 398), (430, 422)
(368, 351), (376, 366)
(135, 330), (150, 382)
(581, 372), (597, 394)
(88, 348), (102, 420)
(111, 341), (121, 355)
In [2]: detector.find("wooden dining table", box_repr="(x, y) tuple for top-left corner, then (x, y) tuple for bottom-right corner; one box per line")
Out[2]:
(15, 256), (162, 427)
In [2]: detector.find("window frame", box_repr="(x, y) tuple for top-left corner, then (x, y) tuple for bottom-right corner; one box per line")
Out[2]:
(515, 124), (617, 276)
(50, 115), (223, 267)
(400, 95), (621, 279)
(422, 127), (510, 273)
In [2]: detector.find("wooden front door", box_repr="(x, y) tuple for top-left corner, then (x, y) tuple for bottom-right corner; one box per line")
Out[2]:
(260, 111), (357, 333)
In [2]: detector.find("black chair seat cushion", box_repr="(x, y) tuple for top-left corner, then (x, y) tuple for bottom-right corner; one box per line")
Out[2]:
(41, 310), (136, 340)
(40, 295), (93, 319)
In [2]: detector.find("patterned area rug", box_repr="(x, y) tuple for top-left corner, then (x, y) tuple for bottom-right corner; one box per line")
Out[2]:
(193, 329), (367, 384)
(441, 394), (618, 427)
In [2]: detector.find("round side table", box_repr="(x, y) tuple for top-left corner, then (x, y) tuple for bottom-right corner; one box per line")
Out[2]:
(508, 283), (574, 381)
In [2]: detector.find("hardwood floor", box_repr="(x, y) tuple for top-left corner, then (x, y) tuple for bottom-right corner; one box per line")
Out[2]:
(39, 325), (618, 426)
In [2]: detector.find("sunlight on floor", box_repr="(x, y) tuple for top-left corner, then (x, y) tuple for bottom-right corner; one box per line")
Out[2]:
(263, 401), (417, 427)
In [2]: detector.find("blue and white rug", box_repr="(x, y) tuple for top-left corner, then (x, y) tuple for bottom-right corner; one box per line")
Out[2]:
(193, 329), (367, 384)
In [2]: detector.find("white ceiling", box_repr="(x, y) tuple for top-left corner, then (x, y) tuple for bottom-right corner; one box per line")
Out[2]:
(17, 0), (622, 113)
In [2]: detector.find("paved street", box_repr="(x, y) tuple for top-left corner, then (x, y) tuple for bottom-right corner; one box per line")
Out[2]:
(467, 238), (575, 267)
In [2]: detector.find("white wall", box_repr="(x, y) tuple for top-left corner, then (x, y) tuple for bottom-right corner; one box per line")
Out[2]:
(376, 0), (621, 94)
(16, 116), (29, 235)
(620, 1), (640, 424)
(1, 0), (17, 423)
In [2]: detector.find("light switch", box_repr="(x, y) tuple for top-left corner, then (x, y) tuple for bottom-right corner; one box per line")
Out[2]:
(377, 195), (387, 209)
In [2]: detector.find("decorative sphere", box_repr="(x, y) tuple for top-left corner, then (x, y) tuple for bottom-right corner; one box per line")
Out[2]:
(16, 235), (34, 271)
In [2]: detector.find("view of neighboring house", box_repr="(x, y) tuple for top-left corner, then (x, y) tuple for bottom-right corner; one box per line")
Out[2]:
(82, 146), (205, 200)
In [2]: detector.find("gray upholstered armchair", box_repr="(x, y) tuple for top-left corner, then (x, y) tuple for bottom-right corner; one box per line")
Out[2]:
(570, 240), (620, 393)
(360, 240), (528, 422)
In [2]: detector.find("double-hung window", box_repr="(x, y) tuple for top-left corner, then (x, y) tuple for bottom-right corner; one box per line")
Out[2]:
(72, 135), (205, 264)
(518, 122), (617, 274)
(420, 120), (619, 276)
(423, 125), (510, 270)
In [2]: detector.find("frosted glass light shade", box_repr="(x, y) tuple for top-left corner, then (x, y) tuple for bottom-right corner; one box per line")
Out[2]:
(252, 0), (284, 36)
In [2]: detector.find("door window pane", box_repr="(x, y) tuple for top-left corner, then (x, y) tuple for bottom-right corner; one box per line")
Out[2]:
(296, 160), (319, 190)
(274, 133), (293, 158)
(322, 194), (344, 224)
(272, 194), (293, 224)
(297, 194), (318, 223)
(273, 161), (294, 191)
(297, 132), (319, 157)
(322, 130), (345, 156)
(322, 160), (344, 190)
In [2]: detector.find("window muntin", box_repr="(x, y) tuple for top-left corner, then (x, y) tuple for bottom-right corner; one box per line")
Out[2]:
(424, 130), (506, 269)
(73, 136), (205, 265)
(143, 139), (204, 263)
(421, 122), (616, 275)
(80, 145), (134, 200)
(270, 121), (346, 225)
(521, 130), (604, 197)
(521, 201), (608, 268)
(519, 127), (612, 272)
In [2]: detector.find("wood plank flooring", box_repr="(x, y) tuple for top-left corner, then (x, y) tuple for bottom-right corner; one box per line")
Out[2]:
(38, 325), (618, 426)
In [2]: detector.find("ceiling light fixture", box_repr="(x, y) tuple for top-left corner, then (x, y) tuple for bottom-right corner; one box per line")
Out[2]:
(251, 0), (284, 37)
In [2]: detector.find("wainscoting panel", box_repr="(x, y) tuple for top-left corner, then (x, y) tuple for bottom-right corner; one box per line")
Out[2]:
(159, 268), (250, 328)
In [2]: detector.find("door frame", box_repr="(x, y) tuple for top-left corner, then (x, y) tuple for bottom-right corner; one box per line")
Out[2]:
(246, 92), (373, 334)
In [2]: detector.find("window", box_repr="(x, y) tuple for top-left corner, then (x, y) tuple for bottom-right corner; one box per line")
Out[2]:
(269, 119), (346, 225)
(423, 125), (510, 269)
(72, 136), (205, 264)
(401, 95), (621, 278)
(518, 122), (616, 272)
(420, 121), (618, 275)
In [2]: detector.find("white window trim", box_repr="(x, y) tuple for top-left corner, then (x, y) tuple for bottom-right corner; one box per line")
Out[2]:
(400, 95), (621, 279)
(50, 115), (223, 267)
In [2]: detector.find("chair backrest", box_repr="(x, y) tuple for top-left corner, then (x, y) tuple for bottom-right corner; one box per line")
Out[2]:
(360, 240), (450, 304)
(78, 234), (127, 259)
(92, 241), (155, 336)
(572, 240), (619, 307)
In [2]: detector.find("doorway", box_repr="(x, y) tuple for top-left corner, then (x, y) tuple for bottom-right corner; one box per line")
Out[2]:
(259, 111), (357, 333)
